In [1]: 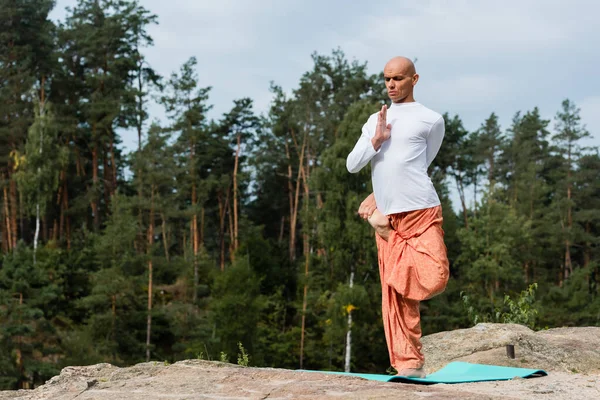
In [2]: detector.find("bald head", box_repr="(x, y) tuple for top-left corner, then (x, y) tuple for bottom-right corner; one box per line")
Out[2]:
(383, 56), (419, 103)
(384, 56), (416, 76)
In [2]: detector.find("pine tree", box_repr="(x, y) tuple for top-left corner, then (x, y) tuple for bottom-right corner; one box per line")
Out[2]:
(499, 108), (557, 284)
(552, 99), (591, 280)
(161, 56), (212, 301)
(130, 123), (178, 361)
(58, 0), (156, 230)
(220, 98), (260, 257)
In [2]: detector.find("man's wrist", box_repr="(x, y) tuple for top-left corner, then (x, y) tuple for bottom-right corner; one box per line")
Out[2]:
(371, 136), (385, 151)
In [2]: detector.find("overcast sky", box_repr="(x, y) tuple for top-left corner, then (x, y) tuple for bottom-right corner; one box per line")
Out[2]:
(51, 0), (599, 154)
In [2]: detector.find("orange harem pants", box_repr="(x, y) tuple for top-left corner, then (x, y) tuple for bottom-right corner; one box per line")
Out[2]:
(375, 205), (449, 370)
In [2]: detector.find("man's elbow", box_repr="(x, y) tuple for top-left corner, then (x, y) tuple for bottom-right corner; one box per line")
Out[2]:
(346, 158), (360, 173)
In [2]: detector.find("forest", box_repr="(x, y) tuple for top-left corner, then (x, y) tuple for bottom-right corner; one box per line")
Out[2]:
(0, 0), (598, 390)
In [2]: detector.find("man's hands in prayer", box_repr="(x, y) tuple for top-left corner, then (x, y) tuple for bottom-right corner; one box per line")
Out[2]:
(371, 105), (392, 151)
(358, 193), (377, 220)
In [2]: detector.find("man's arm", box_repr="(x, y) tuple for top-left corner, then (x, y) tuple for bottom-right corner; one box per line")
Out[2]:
(346, 128), (377, 173)
(346, 105), (392, 173)
(425, 116), (445, 167)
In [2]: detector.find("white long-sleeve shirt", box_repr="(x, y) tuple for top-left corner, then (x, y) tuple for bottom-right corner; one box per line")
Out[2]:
(346, 102), (445, 215)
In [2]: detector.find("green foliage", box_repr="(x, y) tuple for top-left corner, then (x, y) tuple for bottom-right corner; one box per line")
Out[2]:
(237, 342), (250, 367)
(14, 100), (66, 217)
(461, 283), (539, 329)
(501, 284), (539, 327)
(456, 200), (532, 303)
(0, 244), (71, 388)
(219, 352), (228, 363)
(211, 258), (264, 360)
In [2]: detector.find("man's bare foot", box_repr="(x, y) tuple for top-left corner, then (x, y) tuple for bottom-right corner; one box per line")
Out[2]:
(367, 209), (393, 241)
(396, 367), (426, 378)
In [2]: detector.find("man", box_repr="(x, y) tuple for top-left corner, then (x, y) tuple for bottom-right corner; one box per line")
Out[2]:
(346, 56), (449, 378)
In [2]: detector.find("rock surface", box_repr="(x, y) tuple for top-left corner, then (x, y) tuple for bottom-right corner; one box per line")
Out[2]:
(1, 323), (599, 400)
(422, 323), (600, 374)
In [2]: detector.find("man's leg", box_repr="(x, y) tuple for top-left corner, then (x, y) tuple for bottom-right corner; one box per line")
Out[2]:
(374, 206), (448, 376)
(391, 292), (425, 378)
(376, 234), (425, 376)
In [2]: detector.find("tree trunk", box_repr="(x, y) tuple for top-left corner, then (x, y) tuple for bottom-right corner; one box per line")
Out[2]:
(529, 180), (535, 220)
(58, 172), (64, 238)
(285, 142), (293, 249)
(1, 217), (8, 253)
(161, 213), (169, 262)
(192, 183), (198, 305)
(218, 188), (231, 271)
(110, 136), (117, 194)
(190, 130), (199, 301)
(278, 216), (285, 244)
(146, 186), (155, 362)
(182, 231), (187, 260)
(218, 193), (225, 271)
(91, 140), (99, 231)
(10, 178), (18, 249)
(137, 61), (144, 151)
(488, 153), (495, 194)
(52, 218), (58, 242)
(137, 167), (144, 255)
(344, 271), (354, 373)
(473, 178), (477, 219)
(75, 145), (84, 177)
(233, 133), (241, 252)
(565, 148), (573, 277)
(103, 144), (111, 209)
(19, 186), (24, 241)
(33, 99), (44, 263)
(455, 176), (468, 228)
(289, 131), (307, 263)
(62, 179), (71, 250)
(4, 184), (13, 252)
(228, 200), (235, 263)
(33, 204), (40, 264)
(299, 144), (310, 369)
(200, 206), (205, 249)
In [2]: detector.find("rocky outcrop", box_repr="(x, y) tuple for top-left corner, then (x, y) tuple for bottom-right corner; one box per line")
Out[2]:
(0, 360), (492, 400)
(1, 324), (599, 400)
(422, 323), (600, 374)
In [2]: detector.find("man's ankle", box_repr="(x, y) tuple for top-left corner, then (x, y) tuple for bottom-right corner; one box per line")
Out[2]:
(396, 367), (426, 378)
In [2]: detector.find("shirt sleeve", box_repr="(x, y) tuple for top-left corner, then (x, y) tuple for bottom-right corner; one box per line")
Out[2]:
(346, 118), (378, 173)
(425, 116), (445, 167)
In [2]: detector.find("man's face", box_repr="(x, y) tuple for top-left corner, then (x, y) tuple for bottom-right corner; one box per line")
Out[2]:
(383, 62), (418, 103)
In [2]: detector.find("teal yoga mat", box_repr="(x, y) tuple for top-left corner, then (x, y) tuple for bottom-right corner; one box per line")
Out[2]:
(302, 362), (548, 384)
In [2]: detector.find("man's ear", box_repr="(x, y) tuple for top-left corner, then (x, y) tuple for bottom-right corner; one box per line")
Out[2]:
(412, 74), (420, 86)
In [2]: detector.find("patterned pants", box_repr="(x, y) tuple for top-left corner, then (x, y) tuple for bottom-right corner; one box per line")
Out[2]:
(375, 205), (449, 370)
